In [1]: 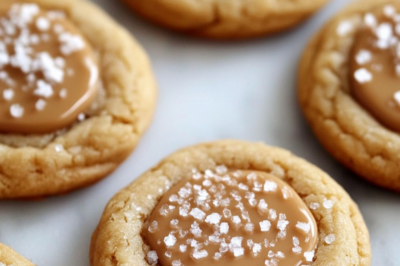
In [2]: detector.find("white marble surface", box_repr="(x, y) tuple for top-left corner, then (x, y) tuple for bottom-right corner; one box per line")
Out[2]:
(0, 0), (398, 265)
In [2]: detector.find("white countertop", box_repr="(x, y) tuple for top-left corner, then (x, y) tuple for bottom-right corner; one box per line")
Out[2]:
(0, 0), (398, 265)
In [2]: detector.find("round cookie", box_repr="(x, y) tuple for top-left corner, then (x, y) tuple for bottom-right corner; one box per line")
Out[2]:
(90, 140), (371, 266)
(0, 0), (157, 198)
(0, 243), (34, 266)
(298, 0), (400, 192)
(121, 0), (331, 39)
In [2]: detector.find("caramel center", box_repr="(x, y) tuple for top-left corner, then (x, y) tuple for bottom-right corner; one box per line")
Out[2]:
(144, 168), (318, 266)
(350, 5), (400, 132)
(0, 3), (98, 134)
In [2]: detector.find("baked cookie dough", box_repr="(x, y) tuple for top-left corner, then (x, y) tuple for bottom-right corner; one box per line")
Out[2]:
(0, 243), (34, 266)
(299, 0), (400, 191)
(0, 0), (157, 198)
(121, 0), (331, 39)
(90, 140), (371, 266)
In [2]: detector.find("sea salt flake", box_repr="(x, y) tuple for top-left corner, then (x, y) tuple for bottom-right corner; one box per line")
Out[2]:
(281, 186), (292, 199)
(264, 181), (277, 192)
(296, 221), (311, 233)
(148, 221), (158, 233)
(325, 234), (336, 244)
(245, 223), (254, 233)
(309, 202), (320, 210)
(213, 252), (222, 260)
(36, 16), (50, 31)
(323, 199), (335, 209)
(252, 243), (261, 255)
(233, 247), (244, 257)
(356, 50), (372, 65)
(220, 222), (229, 234)
(268, 209), (277, 220)
(277, 219), (289, 231)
(190, 222), (202, 237)
(35, 99), (46, 111)
(364, 13), (377, 27)
(232, 215), (241, 226)
(190, 208), (206, 221)
(34, 80), (53, 98)
(172, 260), (182, 266)
(10, 104), (24, 118)
(216, 165), (227, 174)
(304, 250), (315, 262)
(293, 236), (300, 246)
(354, 68), (372, 83)
(238, 183), (249, 191)
(164, 233), (177, 247)
(337, 20), (353, 36)
(179, 244), (187, 252)
(165, 251), (172, 258)
(3, 89), (14, 100)
(292, 246), (302, 254)
(192, 249), (208, 260)
(276, 251), (285, 258)
(259, 220), (271, 232)
(394, 91), (400, 105)
(205, 213), (221, 225)
(170, 219), (179, 227)
(383, 5), (396, 17)
(54, 144), (64, 152)
(258, 199), (268, 212)
(375, 23), (393, 40)
(146, 251), (158, 265)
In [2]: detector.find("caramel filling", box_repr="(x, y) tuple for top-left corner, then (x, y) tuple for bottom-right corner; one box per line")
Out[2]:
(144, 167), (318, 266)
(0, 3), (98, 134)
(350, 5), (400, 132)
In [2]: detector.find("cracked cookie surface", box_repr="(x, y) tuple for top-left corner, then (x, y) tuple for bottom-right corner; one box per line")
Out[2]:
(0, 243), (34, 266)
(120, 0), (330, 39)
(298, 0), (400, 192)
(0, 0), (157, 199)
(90, 140), (371, 266)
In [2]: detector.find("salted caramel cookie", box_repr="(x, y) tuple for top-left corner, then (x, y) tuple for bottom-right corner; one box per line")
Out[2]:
(299, 0), (400, 192)
(0, 243), (34, 266)
(90, 140), (371, 266)
(120, 0), (331, 39)
(0, 0), (157, 198)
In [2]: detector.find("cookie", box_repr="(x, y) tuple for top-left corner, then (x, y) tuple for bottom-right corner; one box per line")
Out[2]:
(0, 243), (33, 266)
(90, 140), (371, 266)
(121, 0), (331, 39)
(299, 0), (400, 191)
(0, 0), (157, 198)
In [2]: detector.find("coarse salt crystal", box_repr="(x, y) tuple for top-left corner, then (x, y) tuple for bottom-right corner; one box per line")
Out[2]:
(220, 222), (229, 234)
(309, 202), (320, 210)
(259, 220), (271, 232)
(252, 243), (261, 255)
(264, 181), (277, 192)
(170, 219), (179, 227)
(164, 233), (177, 247)
(354, 68), (372, 83)
(292, 246), (302, 254)
(215, 165), (227, 174)
(172, 260), (182, 266)
(35, 99), (46, 110)
(355, 50), (372, 65)
(296, 221), (311, 233)
(213, 252), (222, 260)
(192, 249), (208, 260)
(325, 234), (336, 244)
(36, 16), (50, 31)
(268, 209), (277, 220)
(323, 199), (335, 209)
(3, 88), (14, 100)
(179, 244), (187, 252)
(190, 208), (206, 221)
(205, 213), (221, 225)
(148, 221), (158, 233)
(293, 236), (300, 246)
(337, 20), (353, 36)
(10, 104), (24, 118)
(245, 223), (254, 233)
(304, 250), (315, 262)
(146, 251), (158, 265)
(383, 5), (396, 17)
(232, 215), (241, 226)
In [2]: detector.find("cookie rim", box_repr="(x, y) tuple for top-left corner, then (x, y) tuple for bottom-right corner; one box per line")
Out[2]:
(0, 243), (34, 266)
